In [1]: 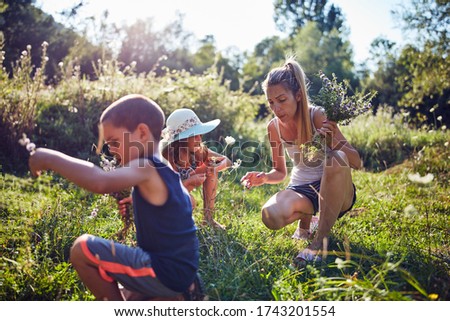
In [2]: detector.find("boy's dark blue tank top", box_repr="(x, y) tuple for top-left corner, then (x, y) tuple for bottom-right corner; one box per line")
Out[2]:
(132, 156), (199, 292)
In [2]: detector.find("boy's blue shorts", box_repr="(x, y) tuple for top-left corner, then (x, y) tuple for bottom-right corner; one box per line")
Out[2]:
(80, 235), (180, 297)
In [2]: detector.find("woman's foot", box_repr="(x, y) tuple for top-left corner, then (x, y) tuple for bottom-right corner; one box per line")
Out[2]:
(293, 248), (322, 268)
(292, 227), (312, 240)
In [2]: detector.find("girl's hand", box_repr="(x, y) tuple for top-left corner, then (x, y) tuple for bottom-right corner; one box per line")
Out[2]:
(118, 196), (132, 217)
(240, 171), (267, 189)
(183, 173), (207, 191)
(190, 173), (207, 186)
(28, 148), (50, 177)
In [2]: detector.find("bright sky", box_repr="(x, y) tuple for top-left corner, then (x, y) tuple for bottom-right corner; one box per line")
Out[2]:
(37, 0), (406, 64)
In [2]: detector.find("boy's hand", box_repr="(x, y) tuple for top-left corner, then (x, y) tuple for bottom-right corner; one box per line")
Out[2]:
(118, 196), (132, 217)
(28, 148), (50, 177)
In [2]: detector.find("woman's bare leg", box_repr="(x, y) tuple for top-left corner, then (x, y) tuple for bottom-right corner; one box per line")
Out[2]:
(308, 151), (354, 251)
(261, 190), (315, 230)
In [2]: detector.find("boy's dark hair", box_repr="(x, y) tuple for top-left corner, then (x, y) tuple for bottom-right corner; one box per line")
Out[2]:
(100, 94), (165, 141)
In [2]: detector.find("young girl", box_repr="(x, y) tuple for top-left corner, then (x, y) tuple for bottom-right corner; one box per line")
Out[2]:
(241, 58), (361, 264)
(161, 108), (231, 229)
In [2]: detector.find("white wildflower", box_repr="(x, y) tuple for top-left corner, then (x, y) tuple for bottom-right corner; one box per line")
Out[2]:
(100, 155), (117, 171)
(407, 172), (434, 184)
(224, 136), (236, 146)
(404, 204), (418, 217)
(232, 159), (242, 169)
(18, 134), (30, 146)
(90, 208), (98, 218)
(18, 133), (36, 153)
(26, 143), (36, 152)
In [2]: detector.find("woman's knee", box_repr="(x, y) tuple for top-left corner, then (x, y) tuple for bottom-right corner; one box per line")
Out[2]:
(261, 204), (285, 230)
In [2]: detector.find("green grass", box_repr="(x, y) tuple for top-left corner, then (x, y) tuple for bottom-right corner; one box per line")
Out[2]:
(1, 127), (449, 301)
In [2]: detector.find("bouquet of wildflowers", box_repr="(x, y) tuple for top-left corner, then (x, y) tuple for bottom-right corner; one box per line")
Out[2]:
(313, 70), (376, 126)
(300, 71), (376, 162)
(99, 154), (133, 241)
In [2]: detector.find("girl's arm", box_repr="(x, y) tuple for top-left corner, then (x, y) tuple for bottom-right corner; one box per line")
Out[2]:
(240, 120), (287, 188)
(164, 151), (206, 191)
(182, 174), (206, 192)
(207, 149), (231, 172)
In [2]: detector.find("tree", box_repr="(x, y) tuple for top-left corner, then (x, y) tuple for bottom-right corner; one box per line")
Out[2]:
(117, 18), (166, 74)
(273, 0), (344, 35)
(0, 0), (79, 82)
(362, 37), (404, 112)
(393, 0), (450, 126)
(117, 15), (196, 75)
(292, 22), (356, 95)
(241, 36), (289, 95)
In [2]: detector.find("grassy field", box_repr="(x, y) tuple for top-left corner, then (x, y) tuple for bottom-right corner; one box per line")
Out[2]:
(1, 114), (449, 301)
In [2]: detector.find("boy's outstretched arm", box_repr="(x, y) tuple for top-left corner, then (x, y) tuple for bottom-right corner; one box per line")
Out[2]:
(29, 148), (150, 194)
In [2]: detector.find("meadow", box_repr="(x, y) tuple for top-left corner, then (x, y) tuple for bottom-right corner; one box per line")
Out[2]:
(0, 51), (449, 301)
(1, 110), (449, 301)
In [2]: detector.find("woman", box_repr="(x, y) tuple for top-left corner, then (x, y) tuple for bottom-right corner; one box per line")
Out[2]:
(241, 58), (361, 264)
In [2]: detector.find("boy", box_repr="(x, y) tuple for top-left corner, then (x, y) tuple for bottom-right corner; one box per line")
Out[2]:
(29, 94), (203, 300)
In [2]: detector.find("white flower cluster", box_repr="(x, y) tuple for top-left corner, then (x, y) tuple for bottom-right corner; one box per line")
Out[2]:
(99, 155), (117, 172)
(18, 133), (36, 154)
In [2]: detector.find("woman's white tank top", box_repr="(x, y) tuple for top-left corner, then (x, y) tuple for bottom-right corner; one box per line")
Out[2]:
(273, 106), (327, 185)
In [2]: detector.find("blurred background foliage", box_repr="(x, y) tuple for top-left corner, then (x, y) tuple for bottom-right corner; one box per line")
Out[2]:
(0, 0), (448, 174)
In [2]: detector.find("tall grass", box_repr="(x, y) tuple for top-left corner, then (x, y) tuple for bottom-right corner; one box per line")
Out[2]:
(1, 46), (448, 301)
(2, 125), (448, 300)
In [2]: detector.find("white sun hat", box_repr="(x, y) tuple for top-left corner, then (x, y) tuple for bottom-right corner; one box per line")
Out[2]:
(160, 108), (220, 149)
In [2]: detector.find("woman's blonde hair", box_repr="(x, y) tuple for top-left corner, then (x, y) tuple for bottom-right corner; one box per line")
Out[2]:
(261, 57), (312, 144)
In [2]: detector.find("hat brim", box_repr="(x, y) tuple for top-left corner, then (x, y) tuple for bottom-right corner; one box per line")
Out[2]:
(160, 119), (220, 151)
